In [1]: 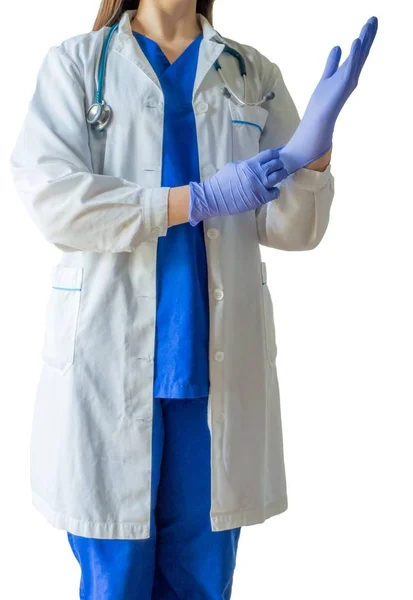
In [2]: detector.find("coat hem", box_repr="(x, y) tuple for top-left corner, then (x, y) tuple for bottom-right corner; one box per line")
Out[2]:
(210, 497), (288, 531)
(32, 491), (287, 539)
(32, 491), (151, 540)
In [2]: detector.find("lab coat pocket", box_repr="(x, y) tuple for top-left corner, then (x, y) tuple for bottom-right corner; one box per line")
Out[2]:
(229, 103), (269, 161)
(41, 266), (83, 375)
(260, 262), (277, 364)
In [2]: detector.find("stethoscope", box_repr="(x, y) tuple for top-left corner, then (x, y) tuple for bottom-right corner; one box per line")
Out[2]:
(87, 22), (275, 131)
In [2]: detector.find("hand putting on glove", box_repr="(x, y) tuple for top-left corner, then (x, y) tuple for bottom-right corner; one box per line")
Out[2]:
(188, 148), (289, 226)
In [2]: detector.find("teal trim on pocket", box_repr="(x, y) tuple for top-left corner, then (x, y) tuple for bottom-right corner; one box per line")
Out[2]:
(52, 286), (82, 292)
(232, 119), (263, 133)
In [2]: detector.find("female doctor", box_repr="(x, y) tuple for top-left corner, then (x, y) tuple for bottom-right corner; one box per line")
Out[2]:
(10, 0), (377, 598)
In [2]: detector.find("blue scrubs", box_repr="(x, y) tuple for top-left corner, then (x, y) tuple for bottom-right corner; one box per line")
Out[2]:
(67, 33), (241, 599)
(136, 29), (210, 399)
(68, 397), (241, 600)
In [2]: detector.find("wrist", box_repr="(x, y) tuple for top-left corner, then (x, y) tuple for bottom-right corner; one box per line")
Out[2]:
(168, 185), (191, 227)
(188, 181), (204, 227)
(304, 146), (332, 172)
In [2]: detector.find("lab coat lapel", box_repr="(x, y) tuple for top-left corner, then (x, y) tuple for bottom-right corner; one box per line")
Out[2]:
(112, 10), (226, 100)
(112, 10), (162, 91)
(192, 13), (226, 100)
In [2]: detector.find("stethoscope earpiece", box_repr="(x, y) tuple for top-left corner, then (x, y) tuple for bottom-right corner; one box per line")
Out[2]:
(220, 85), (275, 108)
(263, 92), (275, 102)
(216, 48), (275, 108)
(220, 87), (232, 99)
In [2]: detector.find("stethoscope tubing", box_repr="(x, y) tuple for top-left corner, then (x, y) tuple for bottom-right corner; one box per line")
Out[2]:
(88, 22), (275, 130)
(96, 23), (119, 104)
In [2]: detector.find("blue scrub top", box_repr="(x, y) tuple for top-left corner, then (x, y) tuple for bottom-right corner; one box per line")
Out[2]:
(132, 31), (210, 399)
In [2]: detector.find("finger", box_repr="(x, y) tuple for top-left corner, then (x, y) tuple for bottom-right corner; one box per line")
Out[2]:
(357, 17), (378, 74)
(351, 17), (378, 82)
(263, 186), (281, 203)
(321, 46), (342, 79)
(358, 23), (373, 65)
(348, 37), (362, 81)
(368, 15), (379, 40)
(264, 168), (289, 188)
(264, 158), (284, 173)
(340, 36), (358, 73)
(359, 16), (379, 45)
(256, 148), (280, 165)
(358, 19), (372, 45)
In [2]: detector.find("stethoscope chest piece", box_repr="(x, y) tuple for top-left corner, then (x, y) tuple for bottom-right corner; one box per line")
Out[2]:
(87, 101), (112, 131)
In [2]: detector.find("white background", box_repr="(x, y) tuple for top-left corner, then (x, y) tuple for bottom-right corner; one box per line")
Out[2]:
(0, 0), (411, 598)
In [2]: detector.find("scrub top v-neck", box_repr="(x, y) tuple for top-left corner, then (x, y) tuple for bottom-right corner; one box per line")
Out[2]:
(132, 31), (210, 399)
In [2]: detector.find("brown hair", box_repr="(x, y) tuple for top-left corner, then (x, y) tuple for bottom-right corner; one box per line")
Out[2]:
(92, 0), (214, 31)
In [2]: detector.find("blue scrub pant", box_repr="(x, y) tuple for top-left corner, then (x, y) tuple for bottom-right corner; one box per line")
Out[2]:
(67, 396), (241, 599)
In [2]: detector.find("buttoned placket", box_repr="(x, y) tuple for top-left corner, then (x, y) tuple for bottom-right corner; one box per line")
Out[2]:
(114, 9), (229, 419)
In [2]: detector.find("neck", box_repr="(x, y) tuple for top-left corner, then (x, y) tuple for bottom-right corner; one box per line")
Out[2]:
(130, 0), (201, 42)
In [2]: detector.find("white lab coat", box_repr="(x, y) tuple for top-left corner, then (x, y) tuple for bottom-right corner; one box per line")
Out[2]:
(10, 9), (334, 539)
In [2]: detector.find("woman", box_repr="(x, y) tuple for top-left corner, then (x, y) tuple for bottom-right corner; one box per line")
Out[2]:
(10, 0), (377, 598)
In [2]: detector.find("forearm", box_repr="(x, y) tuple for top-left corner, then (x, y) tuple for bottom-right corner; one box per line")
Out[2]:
(166, 144), (332, 229)
(168, 185), (190, 226)
(256, 165), (334, 250)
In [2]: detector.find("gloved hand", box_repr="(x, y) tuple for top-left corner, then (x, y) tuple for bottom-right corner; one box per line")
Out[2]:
(278, 15), (378, 175)
(188, 149), (288, 226)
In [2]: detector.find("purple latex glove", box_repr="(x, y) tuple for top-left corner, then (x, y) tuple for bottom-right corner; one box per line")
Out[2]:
(279, 16), (379, 175)
(188, 149), (288, 226)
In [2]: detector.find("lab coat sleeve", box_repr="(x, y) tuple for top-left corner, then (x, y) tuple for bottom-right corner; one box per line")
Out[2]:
(9, 45), (170, 253)
(255, 53), (335, 251)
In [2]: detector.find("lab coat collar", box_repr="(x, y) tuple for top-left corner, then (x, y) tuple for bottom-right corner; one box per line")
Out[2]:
(116, 9), (226, 43)
(112, 9), (226, 97)
(196, 13), (227, 44)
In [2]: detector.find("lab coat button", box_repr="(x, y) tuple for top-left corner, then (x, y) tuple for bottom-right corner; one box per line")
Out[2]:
(207, 228), (219, 239)
(214, 351), (224, 362)
(146, 99), (158, 108)
(214, 289), (224, 300)
(152, 226), (161, 235)
(196, 101), (209, 114)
